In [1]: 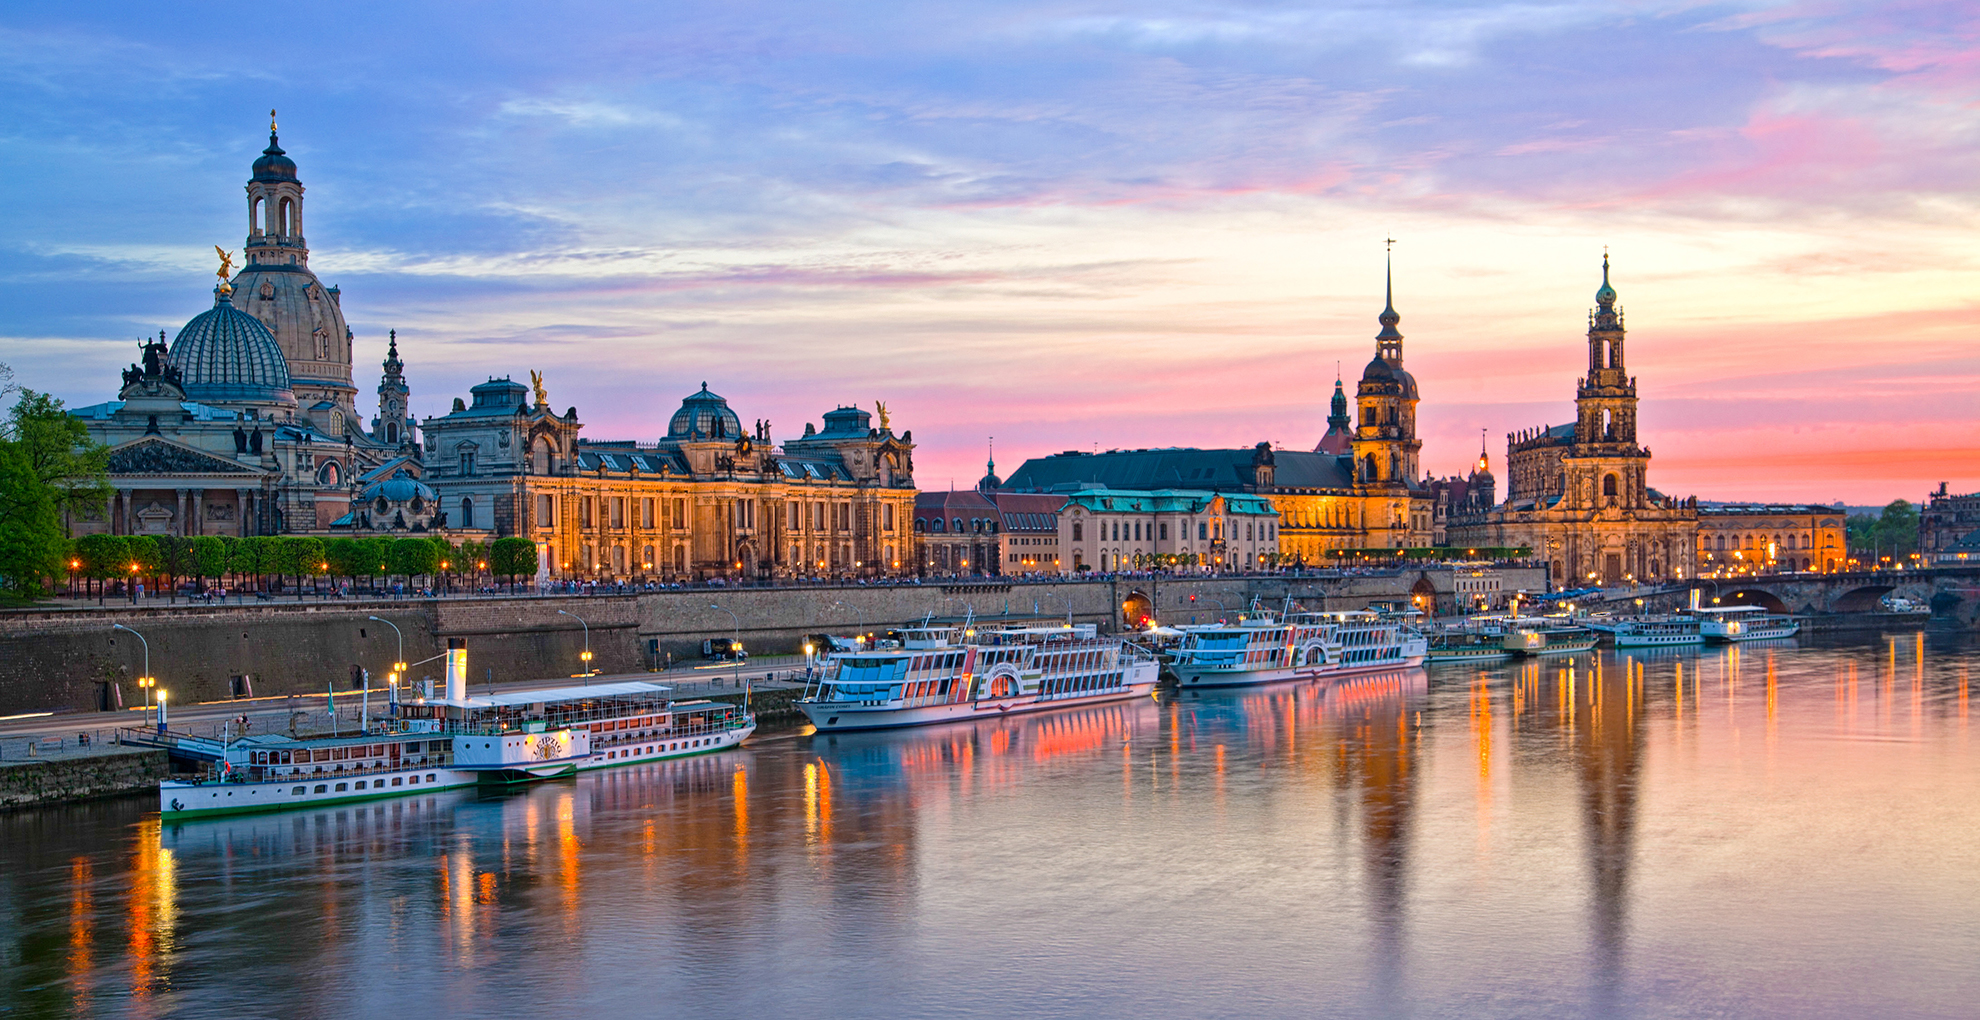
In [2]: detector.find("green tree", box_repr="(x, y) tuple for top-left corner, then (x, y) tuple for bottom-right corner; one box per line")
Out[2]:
(1848, 500), (1921, 563)
(490, 537), (537, 592)
(154, 535), (198, 602)
(73, 533), (128, 603)
(229, 535), (275, 591)
(0, 442), (65, 598)
(191, 536), (227, 589)
(358, 536), (394, 586)
(125, 535), (160, 599)
(454, 538), (487, 590)
(3, 389), (111, 530)
(323, 537), (365, 587)
(390, 537), (438, 590)
(271, 536), (326, 597)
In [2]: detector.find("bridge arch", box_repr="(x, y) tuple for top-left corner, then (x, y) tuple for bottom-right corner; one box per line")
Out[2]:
(1830, 585), (1894, 613)
(1718, 588), (1789, 613)
(1122, 590), (1154, 628)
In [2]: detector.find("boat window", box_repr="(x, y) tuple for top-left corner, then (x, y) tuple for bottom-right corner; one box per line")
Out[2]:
(314, 784), (327, 793)
(292, 786), (305, 795)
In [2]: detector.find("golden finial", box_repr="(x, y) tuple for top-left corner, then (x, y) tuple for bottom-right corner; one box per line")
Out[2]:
(529, 370), (547, 407)
(270, 109), (278, 133)
(875, 400), (890, 430)
(214, 245), (236, 292)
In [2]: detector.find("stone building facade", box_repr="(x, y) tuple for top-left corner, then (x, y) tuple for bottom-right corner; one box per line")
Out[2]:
(1922, 483), (1980, 564)
(1448, 259), (1699, 585)
(67, 123), (422, 539)
(1056, 489), (1277, 574)
(418, 379), (918, 582)
(1694, 504), (1847, 575)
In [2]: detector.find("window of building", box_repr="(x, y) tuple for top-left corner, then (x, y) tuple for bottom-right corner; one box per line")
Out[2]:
(642, 498), (654, 529)
(536, 494), (554, 528)
(673, 499), (685, 530)
(580, 496), (595, 528)
(1198, 522), (1208, 540)
(460, 452), (474, 476)
(883, 504), (894, 531)
(1072, 522), (1083, 541)
(610, 497), (625, 529)
(460, 497), (473, 528)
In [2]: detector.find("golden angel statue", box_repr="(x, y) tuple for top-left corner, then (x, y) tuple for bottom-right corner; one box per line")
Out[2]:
(875, 400), (890, 430)
(214, 245), (235, 283)
(530, 370), (548, 406)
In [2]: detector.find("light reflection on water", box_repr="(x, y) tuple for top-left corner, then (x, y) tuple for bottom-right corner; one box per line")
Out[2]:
(2, 634), (1977, 1019)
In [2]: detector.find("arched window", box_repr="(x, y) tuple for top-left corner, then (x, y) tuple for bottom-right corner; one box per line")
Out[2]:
(914, 518), (926, 533)
(1364, 454), (1379, 481)
(460, 497), (473, 528)
(643, 544), (655, 569)
(1071, 522), (1083, 541)
(386, 421), (399, 444)
(316, 461), (339, 486)
(531, 439), (551, 475)
(250, 195), (264, 235)
(952, 517), (963, 533)
(1603, 474), (1618, 497)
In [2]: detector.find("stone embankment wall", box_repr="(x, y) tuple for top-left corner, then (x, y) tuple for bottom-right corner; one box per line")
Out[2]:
(0, 749), (167, 809)
(0, 569), (1543, 716)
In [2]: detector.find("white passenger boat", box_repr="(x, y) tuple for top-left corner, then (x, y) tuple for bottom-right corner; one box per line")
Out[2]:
(1694, 605), (1800, 642)
(1171, 609), (1427, 688)
(798, 624), (1160, 732)
(159, 675), (754, 820)
(1584, 615), (1705, 647)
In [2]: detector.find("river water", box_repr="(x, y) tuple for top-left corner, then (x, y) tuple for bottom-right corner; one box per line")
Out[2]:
(3, 634), (1977, 1019)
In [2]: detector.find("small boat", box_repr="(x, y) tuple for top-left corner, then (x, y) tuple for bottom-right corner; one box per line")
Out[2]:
(1584, 615), (1705, 647)
(1694, 605), (1800, 642)
(799, 623), (1160, 731)
(1500, 618), (1600, 656)
(158, 678), (755, 820)
(1170, 608), (1427, 687)
(1427, 616), (1517, 663)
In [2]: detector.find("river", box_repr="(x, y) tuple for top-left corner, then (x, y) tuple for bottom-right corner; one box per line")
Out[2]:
(3, 633), (1976, 1019)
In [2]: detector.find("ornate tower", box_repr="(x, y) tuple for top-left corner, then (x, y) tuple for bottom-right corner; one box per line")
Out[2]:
(373, 329), (415, 449)
(231, 112), (357, 430)
(1316, 372), (1353, 454)
(1564, 255), (1652, 511)
(1352, 256), (1422, 487)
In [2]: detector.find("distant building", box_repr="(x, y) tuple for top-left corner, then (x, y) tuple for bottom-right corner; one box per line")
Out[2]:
(1448, 258), (1699, 585)
(1057, 489), (1277, 574)
(1002, 261), (1433, 563)
(420, 382), (917, 582)
(68, 123), (423, 539)
(1922, 483), (1980, 563)
(1694, 504), (1847, 574)
(913, 489), (999, 576)
(1423, 439), (1496, 546)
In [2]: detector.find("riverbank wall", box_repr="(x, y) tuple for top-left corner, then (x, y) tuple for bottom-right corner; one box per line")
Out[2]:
(0, 748), (168, 810)
(0, 569), (1545, 716)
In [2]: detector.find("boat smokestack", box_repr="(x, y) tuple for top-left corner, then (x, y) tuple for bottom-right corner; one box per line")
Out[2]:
(446, 638), (468, 701)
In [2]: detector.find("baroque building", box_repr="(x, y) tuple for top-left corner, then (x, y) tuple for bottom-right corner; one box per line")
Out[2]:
(1001, 261), (1433, 564)
(68, 120), (421, 538)
(418, 379), (918, 582)
(1448, 258), (1698, 585)
(1694, 504), (1846, 575)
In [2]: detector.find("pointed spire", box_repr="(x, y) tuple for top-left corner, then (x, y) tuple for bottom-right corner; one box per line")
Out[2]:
(1377, 238), (1402, 341)
(1595, 248), (1618, 309)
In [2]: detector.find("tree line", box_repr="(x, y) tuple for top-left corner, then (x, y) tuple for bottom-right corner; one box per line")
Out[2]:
(0, 366), (537, 600)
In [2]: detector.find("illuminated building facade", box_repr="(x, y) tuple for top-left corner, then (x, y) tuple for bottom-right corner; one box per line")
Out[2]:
(1448, 259), (1699, 585)
(1694, 504), (1847, 574)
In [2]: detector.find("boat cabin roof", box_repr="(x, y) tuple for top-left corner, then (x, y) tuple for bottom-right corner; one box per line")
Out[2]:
(1692, 605), (1770, 615)
(425, 680), (672, 710)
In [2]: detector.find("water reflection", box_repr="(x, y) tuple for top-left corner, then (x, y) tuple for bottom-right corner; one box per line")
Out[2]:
(2, 637), (1978, 1019)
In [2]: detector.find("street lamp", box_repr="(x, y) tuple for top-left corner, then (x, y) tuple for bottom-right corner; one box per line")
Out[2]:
(830, 600), (865, 644)
(112, 624), (155, 724)
(558, 609), (594, 679)
(710, 603), (742, 689)
(367, 615), (408, 699)
(156, 688), (168, 729)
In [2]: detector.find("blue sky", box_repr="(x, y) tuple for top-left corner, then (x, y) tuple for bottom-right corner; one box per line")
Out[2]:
(2, 1), (1976, 500)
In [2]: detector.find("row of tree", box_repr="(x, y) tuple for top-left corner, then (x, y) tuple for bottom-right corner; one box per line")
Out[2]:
(0, 374), (111, 599)
(1, 363), (540, 600)
(65, 533), (541, 601)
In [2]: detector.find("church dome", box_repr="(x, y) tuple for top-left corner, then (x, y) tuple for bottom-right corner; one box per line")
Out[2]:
(252, 131), (298, 182)
(667, 383), (743, 439)
(170, 287), (296, 407)
(1359, 354), (1419, 400)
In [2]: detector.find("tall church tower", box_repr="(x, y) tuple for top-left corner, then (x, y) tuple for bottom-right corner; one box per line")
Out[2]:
(1352, 256), (1422, 488)
(231, 112), (358, 432)
(1315, 373), (1353, 454)
(373, 330), (416, 451)
(1564, 255), (1651, 510)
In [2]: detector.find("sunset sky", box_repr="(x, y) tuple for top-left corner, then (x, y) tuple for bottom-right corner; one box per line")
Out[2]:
(1, 1), (1974, 504)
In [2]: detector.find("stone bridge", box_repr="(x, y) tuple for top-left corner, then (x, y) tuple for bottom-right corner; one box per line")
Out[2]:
(1625, 566), (1980, 626)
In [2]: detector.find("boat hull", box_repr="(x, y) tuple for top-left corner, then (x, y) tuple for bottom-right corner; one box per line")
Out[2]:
(1177, 653), (1426, 688)
(158, 723), (754, 821)
(801, 683), (1156, 732)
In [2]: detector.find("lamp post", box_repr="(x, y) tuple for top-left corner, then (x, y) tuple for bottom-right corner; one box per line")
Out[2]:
(710, 603), (741, 689)
(112, 624), (154, 725)
(558, 609), (594, 680)
(156, 688), (168, 730)
(830, 600), (865, 646)
(367, 615), (408, 700)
